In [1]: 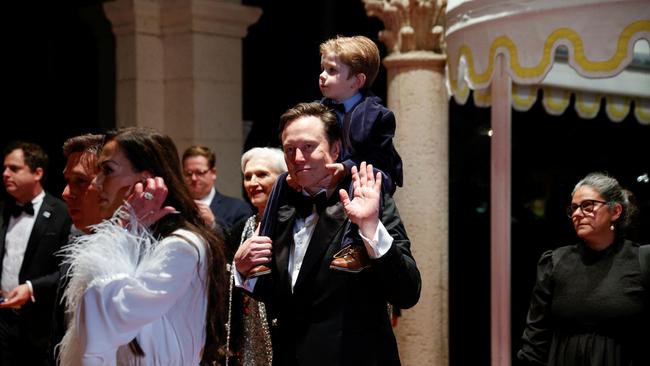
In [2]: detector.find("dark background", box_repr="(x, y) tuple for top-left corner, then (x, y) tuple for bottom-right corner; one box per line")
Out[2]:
(2, 1), (649, 365)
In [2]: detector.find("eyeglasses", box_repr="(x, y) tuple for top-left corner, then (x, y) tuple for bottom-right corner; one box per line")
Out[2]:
(183, 169), (211, 178)
(566, 199), (608, 218)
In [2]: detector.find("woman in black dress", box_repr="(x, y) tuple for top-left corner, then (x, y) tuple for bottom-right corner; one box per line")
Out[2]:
(517, 172), (649, 366)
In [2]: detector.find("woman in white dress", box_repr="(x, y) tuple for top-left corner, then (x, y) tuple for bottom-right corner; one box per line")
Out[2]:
(58, 127), (227, 365)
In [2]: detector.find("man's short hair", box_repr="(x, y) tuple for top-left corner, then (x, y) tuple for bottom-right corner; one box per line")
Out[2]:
(279, 102), (342, 145)
(3, 141), (49, 176)
(320, 35), (380, 91)
(62, 134), (105, 157)
(182, 145), (216, 169)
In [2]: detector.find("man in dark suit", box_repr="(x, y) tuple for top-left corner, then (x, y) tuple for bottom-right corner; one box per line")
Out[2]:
(182, 145), (252, 234)
(234, 102), (421, 366)
(0, 141), (71, 365)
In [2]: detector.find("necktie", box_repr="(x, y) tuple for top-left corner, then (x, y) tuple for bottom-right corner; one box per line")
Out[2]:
(323, 99), (346, 114)
(10, 201), (35, 218)
(294, 191), (328, 219)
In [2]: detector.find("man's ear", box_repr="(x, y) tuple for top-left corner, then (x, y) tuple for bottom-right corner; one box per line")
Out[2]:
(33, 167), (44, 182)
(331, 140), (341, 161)
(353, 73), (367, 90)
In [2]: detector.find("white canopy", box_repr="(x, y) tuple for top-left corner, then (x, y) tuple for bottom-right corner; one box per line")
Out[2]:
(446, 0), (650, 123)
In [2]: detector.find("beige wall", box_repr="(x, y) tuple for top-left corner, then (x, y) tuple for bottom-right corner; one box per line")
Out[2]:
(104, 0), (261, 198)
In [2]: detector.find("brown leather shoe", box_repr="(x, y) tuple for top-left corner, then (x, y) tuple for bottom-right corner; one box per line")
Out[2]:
(247, 264), (271, 278)
(330, 244), (370, 273)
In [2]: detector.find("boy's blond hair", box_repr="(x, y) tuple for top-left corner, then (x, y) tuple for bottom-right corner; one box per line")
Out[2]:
(320, 35), (380, 92)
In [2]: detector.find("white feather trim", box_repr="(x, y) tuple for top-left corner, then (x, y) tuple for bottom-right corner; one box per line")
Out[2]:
(57, 207), (166, 365)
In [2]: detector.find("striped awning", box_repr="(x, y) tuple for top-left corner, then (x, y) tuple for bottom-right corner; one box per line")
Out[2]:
(446, 0), (650, 123)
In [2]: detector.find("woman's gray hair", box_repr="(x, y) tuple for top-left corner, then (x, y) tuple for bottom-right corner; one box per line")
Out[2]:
(572, 172), (638, 232)
(240, 147), (287, 175)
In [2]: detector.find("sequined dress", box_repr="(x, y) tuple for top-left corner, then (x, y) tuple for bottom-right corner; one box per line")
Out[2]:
(225, 215), (273, 366)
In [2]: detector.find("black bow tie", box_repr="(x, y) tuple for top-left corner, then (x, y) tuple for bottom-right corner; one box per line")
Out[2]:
(10, 201), (35, 218)
(293, 191), (329, 219)
(323, 99), (346, 114)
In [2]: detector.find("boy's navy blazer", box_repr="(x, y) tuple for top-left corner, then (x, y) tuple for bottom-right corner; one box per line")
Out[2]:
(325, 93), (404, 192)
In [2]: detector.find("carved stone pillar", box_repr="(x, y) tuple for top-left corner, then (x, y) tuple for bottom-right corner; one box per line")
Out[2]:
(364, 1), (448, 365)
(104, 0), (261, 197)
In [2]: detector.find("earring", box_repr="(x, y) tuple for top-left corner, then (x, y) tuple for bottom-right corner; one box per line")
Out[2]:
(609, 224), (615, 231)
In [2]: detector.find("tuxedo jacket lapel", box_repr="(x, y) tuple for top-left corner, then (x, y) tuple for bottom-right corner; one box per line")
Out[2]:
(0, 203), (7, 265)
(274, 203), (297, 294)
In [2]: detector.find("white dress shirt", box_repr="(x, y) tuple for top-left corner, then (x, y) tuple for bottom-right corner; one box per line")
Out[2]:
(1, 190), (45, 294)
(199, 186), (216, 206)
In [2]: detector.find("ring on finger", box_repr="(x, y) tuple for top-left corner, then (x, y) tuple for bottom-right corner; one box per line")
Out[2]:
(143, 192), (154, 200)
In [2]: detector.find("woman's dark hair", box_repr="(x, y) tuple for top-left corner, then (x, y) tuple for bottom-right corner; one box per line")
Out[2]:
(572, 172), (639, 236)
(104, 127), (227, 361)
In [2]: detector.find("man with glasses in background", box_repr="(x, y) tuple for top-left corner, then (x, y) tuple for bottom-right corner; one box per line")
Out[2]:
(182, 145), (252, 236)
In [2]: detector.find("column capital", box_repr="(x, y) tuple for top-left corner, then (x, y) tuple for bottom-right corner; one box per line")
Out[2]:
(364, 0), (447, 55)
(383, 50), (446, 70)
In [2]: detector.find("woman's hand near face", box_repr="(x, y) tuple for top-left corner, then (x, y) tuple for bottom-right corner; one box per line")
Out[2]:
(125, 177), (178, 227)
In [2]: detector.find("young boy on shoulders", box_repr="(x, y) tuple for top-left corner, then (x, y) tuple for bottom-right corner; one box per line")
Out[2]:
(318, 35), (404, 272)
(319, 35), (403, 196)
(253, 36), (404, 277)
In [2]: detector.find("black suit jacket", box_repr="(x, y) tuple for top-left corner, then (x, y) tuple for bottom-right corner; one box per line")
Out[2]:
(209, 189), (253, 234)
(254, 179), (421, 366)
(0, 193), (71, 350)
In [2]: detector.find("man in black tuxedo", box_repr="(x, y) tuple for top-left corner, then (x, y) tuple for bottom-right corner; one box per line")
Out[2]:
(234, 102), (421, 366)
(182, 145), (252, 235)
(0, 141), (71, 365)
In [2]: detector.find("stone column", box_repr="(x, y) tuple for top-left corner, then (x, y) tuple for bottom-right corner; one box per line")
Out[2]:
(104, 0), (165, 131)
(104, 0), (261, 197)
(365, 1), (448, 365)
